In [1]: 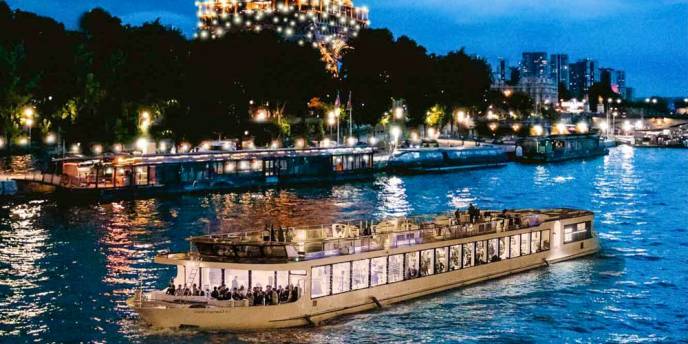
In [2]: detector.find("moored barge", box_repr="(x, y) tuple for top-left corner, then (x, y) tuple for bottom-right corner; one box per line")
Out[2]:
(35, 147), (374, 199)
(129, 208), (600, 330)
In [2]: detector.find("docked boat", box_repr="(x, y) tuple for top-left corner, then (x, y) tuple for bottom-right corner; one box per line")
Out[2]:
(513, 134), (608, 163)
(28, 147), (375, 199)
(385, 146), (508, 173)
(129, 208), (600, 330)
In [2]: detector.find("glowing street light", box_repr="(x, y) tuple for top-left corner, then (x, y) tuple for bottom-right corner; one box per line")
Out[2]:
(393, 107), (404, 120)
(295, 138), (306, 149)
(390, 125), (402, 150)
(555, 122), (567, 134)
(0, 137), (4, 149)
(598, 121), (609, 133)
(44, 133), (56, 145)
(622, 120), (633, 133)
(488, 122), (498, 132)
(136, 137), (149, 154)
(139, 110), (152, 133)
(531, 125), (544, 136)
(346, 136), (357, 146)
(368, 136), (378, 145)
(576, 122), (589, 134)
(92, 144), (103, 155)
(512, 123), (521, 132)
(113, 143), (123, 153)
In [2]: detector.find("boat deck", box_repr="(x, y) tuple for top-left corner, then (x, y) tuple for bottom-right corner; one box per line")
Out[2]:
(176, 208), (591, 264)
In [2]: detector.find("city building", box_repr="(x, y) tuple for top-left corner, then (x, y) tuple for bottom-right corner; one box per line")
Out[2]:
(549, 54), (569, 90)
(520, 52), (549, 79)
(600, 68), (627, 97)
(569, 58), (599, 100)
(493, 57), (509, 83)
(195, 0), (369, 75)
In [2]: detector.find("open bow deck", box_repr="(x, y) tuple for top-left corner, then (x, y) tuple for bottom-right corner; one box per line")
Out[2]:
(129, 208), (600, 330)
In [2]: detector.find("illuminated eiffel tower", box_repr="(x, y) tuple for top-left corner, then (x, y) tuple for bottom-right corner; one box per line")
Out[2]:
(195, 0), (370, 76)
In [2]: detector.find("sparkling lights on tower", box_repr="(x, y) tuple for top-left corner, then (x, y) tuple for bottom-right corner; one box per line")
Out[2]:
(194, 0), (370, 76)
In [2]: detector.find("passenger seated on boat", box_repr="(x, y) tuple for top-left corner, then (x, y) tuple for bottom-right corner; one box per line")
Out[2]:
(166, 280), (175, 295)
(174, 284), (183, 296)
(264, 286), (273, 305)
(230, 288), (240, 300)
(406, 267), (418, 279)
(211, 287), (219, 299)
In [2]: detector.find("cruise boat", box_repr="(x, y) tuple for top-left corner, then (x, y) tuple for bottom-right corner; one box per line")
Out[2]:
(129, 208), (600, 330)
(513, 134), (608, 163)
(385, 146), (508, 173)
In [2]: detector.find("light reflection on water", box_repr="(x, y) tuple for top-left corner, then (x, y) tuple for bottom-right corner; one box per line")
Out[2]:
(0, 147), (687, 342)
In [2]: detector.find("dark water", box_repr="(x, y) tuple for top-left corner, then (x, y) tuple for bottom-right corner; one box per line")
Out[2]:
(1, 146), (687, 343)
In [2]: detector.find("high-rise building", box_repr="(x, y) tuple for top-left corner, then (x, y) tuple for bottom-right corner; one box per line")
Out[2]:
(549, 54), (569, 90)
(520, 52), (549, 78)
(569, 58), (599, 100)
(195, 0), (369, 75)
(494, 58), (509, 83)
(600, 68), (628, 98)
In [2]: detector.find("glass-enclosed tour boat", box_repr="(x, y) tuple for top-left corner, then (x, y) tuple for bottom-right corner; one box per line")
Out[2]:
(386, 146), (508, 173)
(514, 134), (608, 163)
(129, 208), (600, 330)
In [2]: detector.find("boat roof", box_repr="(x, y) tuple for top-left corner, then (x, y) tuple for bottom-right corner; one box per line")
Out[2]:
(181, 208), (592, 263)
(54, 147), (375, 166)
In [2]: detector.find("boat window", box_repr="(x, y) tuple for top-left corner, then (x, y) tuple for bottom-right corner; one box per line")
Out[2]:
(352, 259), (370, 290)
(531, 231), (541, 253)
(420, 249), (434, 276)
(388, 254), (404, 283)
(476, 241), (488, 265)
(332, 262), (351, 294)
(371, 257), (387, 286)
(499, 237), (509, 260)
(521, 233), (531, 255)
(488, 239), (499, 262)
(202, 268), (223, 291)
(449, 245), (461, 270)
(447, 151), (463, 160)
(420, 151), (443, 161)
(276, 270), (289, 289)
(563, 222), (592, 243)
(235, 245), (262, 258)
(435, 247), (448, 273)
(225, 270), (249, 290)
(541, 230), (551, 250)
(510, 235), (521, 258)
(289, 270), (307, 298)
(252, 270), (276, 289)
(311, 265), (331, 298)
(405, 251), (420, 279)
(462, 243), (474, 268)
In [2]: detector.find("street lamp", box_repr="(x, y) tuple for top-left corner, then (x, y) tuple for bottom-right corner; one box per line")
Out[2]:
(390, 125), (402, 151)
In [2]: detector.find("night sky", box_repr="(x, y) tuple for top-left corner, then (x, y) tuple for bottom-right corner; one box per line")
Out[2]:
(6, 0), (688, 97)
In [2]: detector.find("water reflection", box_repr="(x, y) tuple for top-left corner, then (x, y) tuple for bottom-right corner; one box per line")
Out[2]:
(374, 176), (411, 218)
(0, 201), (51, 338)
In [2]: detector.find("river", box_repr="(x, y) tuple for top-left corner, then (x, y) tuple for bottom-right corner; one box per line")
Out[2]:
(1, 145), (687, 343)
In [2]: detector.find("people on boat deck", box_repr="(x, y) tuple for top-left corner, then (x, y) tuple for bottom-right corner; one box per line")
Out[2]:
(262, 224), (291, 243)
(198, 283), (300, 306)
(468, 203), (481, 223)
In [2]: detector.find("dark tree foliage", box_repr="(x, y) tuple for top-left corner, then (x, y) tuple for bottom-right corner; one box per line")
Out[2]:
(341, 30), (491, 127)
(1, 5), (495, 147)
